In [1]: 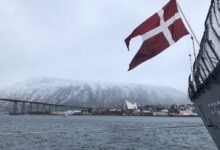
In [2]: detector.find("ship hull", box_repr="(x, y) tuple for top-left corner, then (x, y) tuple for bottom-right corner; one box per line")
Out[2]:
(187, 0), (220, 148)
(192, 78), (220, 149)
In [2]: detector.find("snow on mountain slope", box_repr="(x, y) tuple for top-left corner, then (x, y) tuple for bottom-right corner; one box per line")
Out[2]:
(0, 77), (189, 108)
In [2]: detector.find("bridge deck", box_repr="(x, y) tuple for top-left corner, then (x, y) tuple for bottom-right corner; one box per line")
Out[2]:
(0, 98), (88, 109)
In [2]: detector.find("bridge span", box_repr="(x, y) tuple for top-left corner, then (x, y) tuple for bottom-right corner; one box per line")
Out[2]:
(0, 98), (91, 115)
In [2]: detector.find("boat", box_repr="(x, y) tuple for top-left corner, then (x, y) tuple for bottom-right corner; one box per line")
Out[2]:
(133, 109), (153, 116)
(65, 110), (82, 115)
(188, 0), (220, 149)
(153, 109), (169, 116)
(169, 110), (198, 117)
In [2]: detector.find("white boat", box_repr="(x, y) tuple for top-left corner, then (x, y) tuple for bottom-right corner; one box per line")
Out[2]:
(64, 110), (82, 116)
(153, 109), (169, 116)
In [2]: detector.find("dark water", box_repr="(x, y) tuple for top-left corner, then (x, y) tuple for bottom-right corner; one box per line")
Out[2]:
(0, 115), (217, 150)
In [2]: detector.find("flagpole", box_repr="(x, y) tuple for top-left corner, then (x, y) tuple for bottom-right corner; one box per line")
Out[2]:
(176, 0), (200, 47)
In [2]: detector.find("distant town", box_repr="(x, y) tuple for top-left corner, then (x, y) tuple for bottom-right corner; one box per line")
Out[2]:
(27, 100), (198, 117)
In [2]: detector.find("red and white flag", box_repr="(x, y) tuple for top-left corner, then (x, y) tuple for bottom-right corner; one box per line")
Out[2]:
(125, 0), (189, 71)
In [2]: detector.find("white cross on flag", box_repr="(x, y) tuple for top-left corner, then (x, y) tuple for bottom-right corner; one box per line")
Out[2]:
(125, 0), (189, 71)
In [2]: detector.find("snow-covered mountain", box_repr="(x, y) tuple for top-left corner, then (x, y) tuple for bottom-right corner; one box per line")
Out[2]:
(0, 77), (189, 108)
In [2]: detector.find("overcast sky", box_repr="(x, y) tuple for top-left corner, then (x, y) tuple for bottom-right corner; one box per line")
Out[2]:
(0, 0), (210, 92)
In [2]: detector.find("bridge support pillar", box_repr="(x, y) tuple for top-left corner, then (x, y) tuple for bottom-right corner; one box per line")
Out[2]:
(29, 103), (33, 114)
(36, 104), (39, 113)
(54, 106), (57, 112)
(12, 101), (18, 115)
(21, 102), (25, 114)
(49, 105), (52, 112)
(43, 104), (46, 112)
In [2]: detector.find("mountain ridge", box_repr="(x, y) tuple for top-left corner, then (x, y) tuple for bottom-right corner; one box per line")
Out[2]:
(0, 77), (189, 108)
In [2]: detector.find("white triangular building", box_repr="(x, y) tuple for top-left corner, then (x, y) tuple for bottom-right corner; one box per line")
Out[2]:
(124, 100), (138, 110)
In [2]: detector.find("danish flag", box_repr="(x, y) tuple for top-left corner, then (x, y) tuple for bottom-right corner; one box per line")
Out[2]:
(125, 0), (189, 71)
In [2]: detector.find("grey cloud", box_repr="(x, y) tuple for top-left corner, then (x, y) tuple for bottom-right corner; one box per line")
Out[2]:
(0, 0), (211, 92)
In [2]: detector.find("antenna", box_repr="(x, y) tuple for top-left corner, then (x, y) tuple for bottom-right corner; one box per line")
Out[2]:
(188, 38), (194, 76)
(191, 36), (197, 60)
(189, 53), (193, 71)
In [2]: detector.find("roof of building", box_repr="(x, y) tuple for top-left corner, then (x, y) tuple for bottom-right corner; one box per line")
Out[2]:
(124, 100), (138, 110)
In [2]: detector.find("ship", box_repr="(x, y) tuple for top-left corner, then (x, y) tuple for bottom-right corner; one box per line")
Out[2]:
(188, 0), (220, 149)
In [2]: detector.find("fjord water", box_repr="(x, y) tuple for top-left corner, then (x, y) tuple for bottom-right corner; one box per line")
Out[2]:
(0, 115), (217, 150)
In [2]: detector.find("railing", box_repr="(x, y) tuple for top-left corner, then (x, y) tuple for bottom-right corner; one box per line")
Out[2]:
(188, 0), (220, 100)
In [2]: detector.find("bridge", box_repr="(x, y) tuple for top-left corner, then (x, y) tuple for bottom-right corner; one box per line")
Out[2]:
(0, 98), (91, 115)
